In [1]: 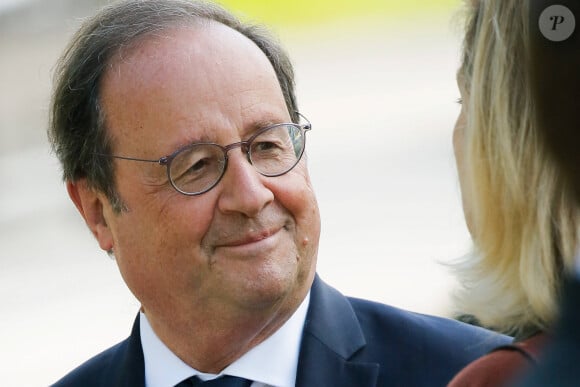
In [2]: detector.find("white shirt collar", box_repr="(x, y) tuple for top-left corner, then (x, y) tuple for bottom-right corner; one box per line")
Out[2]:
(140, 292), (310, 387)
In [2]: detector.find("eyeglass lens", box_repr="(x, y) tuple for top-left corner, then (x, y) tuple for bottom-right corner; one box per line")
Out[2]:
(168, 124), (306, 195)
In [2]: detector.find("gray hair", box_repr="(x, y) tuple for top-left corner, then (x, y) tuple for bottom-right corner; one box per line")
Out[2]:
(49, 0), (298, 211)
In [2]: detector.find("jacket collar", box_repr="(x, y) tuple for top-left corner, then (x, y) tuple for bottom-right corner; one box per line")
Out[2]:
(295, 275), (379, 387)
(117, 274), (379, 387)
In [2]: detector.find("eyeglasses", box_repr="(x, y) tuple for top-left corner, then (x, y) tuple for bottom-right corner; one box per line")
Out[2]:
(100, 114), (311, 196)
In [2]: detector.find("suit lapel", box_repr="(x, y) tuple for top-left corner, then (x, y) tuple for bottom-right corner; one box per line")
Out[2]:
(111, 278), (379, 387)
(295, 276), (379, 387)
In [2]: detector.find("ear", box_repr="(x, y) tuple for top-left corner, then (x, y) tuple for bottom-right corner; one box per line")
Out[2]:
(67, 179), (114, 252)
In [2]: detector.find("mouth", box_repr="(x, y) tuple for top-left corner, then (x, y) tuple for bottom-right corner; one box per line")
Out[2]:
(217, 227), (281, 249)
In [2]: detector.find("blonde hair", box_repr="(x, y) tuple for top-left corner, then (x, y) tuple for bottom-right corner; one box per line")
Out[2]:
(452, 0), (579, 338)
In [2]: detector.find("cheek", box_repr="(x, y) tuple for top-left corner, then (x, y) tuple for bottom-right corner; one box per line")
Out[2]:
(111, 197), (215, 300)
(270, 169), (321, 285)
(113, 192), (216, 266)
(453, 110), (465, 160)
(271, 166), (321, 243)
(452, 110), (475, 234)
(453, 108), (469, 184)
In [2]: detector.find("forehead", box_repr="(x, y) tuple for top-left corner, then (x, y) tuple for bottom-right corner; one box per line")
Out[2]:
(99, 22), (287, 153)
(108, 21), (263, 77)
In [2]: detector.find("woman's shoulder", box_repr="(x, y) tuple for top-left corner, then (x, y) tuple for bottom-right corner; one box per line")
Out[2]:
(447, 333), (548, 387)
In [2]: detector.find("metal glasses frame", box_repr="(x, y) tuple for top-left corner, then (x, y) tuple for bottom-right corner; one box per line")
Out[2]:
(98, 113), (311, 196)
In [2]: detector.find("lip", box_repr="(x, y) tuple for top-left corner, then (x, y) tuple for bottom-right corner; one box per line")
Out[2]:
(217, 227), (280, 248)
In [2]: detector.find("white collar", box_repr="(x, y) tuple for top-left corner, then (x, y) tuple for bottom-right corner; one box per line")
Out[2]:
(140, 292), (310, 387)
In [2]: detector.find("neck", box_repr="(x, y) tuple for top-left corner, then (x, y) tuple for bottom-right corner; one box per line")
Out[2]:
(143, 294), (304, 373)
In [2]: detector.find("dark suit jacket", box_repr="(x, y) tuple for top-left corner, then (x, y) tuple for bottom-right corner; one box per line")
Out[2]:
(52, 275), (510, 387)
(512, 278), (580, 387)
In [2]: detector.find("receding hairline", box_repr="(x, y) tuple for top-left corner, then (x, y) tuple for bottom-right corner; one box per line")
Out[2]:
(98, 19), (286, 129)
(102, 18), (261, 75)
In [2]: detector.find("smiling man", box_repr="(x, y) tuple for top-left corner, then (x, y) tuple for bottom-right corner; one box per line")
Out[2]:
(48, 1), (509, 386)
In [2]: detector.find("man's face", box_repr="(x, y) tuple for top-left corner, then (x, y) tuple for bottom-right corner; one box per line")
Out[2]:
(98, 23), (320, 328)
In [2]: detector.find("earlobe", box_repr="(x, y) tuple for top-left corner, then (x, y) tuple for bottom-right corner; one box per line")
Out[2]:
(67, 180), (114, 252)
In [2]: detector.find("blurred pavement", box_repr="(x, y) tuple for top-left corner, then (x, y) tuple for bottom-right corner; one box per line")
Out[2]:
(0, 1), (470, 385)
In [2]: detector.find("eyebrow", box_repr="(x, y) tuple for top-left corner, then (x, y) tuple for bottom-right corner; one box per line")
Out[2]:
(165, 117), (289, 154)
(247, 119), (280, 132)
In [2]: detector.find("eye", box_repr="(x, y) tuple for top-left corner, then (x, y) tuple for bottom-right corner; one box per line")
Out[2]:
(177, 148), (216, 175)
(253, 139), (283, 153)
(169, 144), (224, 188)
(252, 125), (299, 154)
(187, 157), (212, 173)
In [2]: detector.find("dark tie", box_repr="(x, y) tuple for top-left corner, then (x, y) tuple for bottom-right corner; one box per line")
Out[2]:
(175, 375), (253, 387)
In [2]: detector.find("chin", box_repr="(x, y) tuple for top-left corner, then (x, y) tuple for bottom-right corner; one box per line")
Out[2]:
(234, 267), (303, 308)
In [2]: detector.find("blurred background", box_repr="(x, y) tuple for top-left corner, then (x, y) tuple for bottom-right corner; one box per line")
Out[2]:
(0, 0), (469, 385)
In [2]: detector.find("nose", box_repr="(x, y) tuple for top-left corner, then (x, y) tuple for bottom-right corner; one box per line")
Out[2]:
(217, 149), (274, 217)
